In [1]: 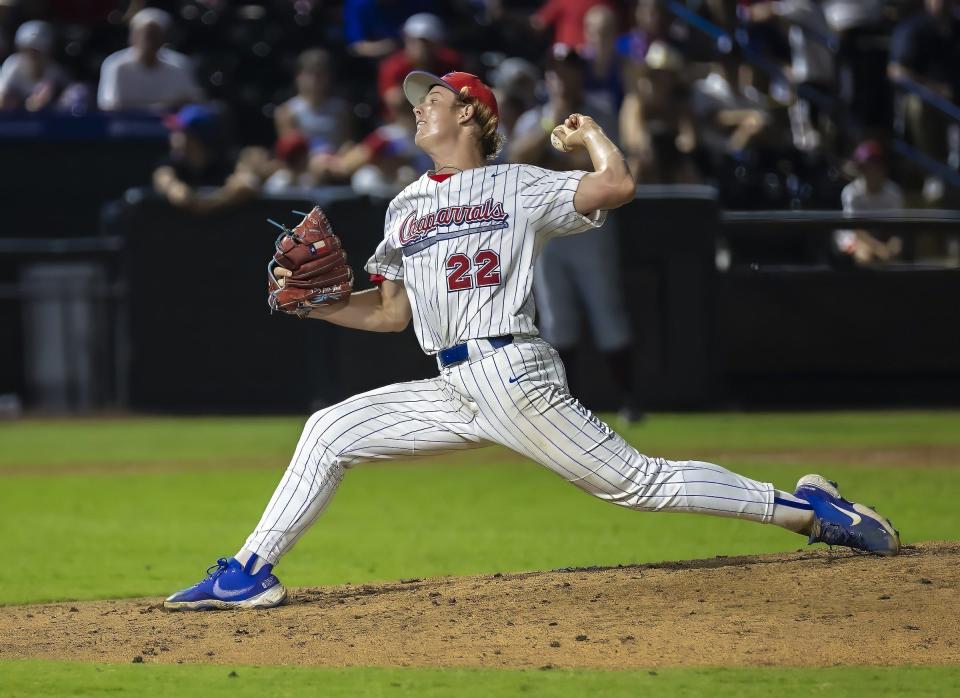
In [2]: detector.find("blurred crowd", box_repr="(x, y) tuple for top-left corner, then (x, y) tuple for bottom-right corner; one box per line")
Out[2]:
(1, 0), (958, 232)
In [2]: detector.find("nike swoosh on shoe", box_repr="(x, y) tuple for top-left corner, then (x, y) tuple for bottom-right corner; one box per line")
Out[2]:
(826, 501), (862, 526)
(212, 578), (260, 599)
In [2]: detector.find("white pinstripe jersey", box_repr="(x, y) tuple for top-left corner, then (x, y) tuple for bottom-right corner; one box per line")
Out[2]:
(364, 163), (607, 354)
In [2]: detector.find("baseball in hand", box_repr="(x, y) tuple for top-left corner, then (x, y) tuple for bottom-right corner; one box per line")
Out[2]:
(550, 124), (574, 153)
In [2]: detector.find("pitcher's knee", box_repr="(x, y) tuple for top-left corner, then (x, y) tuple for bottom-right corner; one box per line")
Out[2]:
(304, 402), (357, 441)
(303, 404), (338, 434)
(567, 455), (673, 511)
(294, 409), (354, 473)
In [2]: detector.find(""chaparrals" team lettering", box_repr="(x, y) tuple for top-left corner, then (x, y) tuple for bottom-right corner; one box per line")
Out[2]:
(398, 198), (509, 245)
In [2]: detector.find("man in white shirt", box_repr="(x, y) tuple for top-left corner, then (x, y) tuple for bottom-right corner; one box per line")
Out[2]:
(97, 8), (202, 112)
(835, 140), (905, 266)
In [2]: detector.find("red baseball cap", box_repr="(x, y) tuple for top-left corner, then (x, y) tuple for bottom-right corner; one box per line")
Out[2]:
(853, 140), (884, 165)
(402, 70), (499, 120)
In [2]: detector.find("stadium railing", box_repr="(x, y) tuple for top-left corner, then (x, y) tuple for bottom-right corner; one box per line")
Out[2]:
(664, 0), (960, 192)
(715, 208), (960, 406)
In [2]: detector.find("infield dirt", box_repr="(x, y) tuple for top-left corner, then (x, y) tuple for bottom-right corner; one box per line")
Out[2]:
(1, 542), (957, 669)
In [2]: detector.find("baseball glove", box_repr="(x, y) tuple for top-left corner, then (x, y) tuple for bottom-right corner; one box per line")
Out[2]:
(267, 206), (353, 317)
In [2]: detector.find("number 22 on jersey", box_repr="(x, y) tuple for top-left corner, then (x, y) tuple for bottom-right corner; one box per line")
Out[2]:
(445, 250), (501, 292)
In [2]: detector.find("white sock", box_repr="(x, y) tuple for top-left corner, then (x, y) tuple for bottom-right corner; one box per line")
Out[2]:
(771, 490), (814, 534)
(234, 548), (270, 574)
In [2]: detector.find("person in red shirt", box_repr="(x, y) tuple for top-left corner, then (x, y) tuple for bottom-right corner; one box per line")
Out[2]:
(532, 0), (618, 50)
(377, 13), (462, 112)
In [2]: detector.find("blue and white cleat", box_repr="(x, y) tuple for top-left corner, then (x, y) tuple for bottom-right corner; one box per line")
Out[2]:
(164, 555), (287, 611)
(795, 474), (900, 556)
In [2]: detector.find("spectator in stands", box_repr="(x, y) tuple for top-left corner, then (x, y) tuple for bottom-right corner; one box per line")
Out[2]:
(510, 48), (642, 422)
(531, 0), (617, 51)
(310, 88), (431, 196)
(690, 53), (775, 158)
(823, 0), (889, 130)
(263, 131), (316, 195)
(822, 0), (885, 33)
(618, 0), (698, 183)
(740, 0), (836, 152)
(98, 8), (202, 112)
(0, 20), (67, 111)
(344, 0), (436, 59)
(377, 13), (461, 113)
(511, 47), (618, 168)
(617, 0), (687, 68)
(735, 0), (792, 68)
(889, 0), (960, 101)
(834, 140), (905, 266)
(582, 4), (624, 114)
(152, 104), (259, 215)
(488, 57), (541, 143)
(274, 49), (352, 157)
(888, 0), (960, 197)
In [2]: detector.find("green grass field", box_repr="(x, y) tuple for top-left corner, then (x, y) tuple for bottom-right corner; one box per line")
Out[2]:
(3, 663), (959, 698)
(1, 411), (958, 695)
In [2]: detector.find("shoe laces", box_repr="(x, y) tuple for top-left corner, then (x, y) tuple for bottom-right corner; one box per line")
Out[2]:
(816, 522), (866, 551)
(205, 557), (231, 579)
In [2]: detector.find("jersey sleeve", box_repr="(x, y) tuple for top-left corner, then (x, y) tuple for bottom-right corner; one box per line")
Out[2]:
(364, 202), (404, 281)
(519, 166), (608, 239)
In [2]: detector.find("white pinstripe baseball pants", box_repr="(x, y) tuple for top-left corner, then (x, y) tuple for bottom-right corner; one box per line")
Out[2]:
(244, 337), (774, 564)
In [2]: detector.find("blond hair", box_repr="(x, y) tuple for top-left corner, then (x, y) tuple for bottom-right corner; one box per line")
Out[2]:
(456, 86), (505, 161)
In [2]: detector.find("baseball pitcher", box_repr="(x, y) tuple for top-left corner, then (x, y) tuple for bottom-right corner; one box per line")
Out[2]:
(165, 71), (900, 610)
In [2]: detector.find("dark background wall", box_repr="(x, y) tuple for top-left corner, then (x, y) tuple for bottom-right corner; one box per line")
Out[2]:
(716, 269), (960, 406)
(106, 194), (436, 412)
(98, 192), (724, 413)
(101, 193), (960, 412)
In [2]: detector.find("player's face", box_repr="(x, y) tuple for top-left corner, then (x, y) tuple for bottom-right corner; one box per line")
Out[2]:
(412, 86), (460, 150)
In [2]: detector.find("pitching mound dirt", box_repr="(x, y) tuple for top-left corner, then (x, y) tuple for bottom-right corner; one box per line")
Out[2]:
(1, 542), (958, 669)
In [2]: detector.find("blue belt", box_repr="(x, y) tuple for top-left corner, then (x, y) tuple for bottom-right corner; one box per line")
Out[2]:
(438, 335), (514, 368)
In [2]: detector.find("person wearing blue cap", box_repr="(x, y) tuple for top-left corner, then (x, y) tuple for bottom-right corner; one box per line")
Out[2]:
(153, 104), (260, 214)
